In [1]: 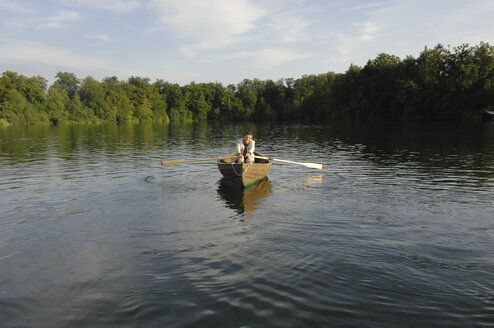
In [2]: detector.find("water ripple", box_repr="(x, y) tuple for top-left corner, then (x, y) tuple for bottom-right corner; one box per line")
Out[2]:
(2, 122), (494, 327)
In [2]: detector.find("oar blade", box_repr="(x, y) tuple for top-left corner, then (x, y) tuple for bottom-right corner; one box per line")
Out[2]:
(303, 163), (323, 170)
(266, 157), (323, 170)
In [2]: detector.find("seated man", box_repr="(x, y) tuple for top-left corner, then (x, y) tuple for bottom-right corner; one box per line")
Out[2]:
(236, 132), (255, 164)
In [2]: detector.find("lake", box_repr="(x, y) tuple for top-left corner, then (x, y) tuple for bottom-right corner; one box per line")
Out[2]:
(1, 121), (494, 327)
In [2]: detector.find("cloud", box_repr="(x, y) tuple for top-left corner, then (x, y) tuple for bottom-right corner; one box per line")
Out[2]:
(332, 21), (382, 60)
(38, 10), (81, 29)
(265, 11), (310, 43)
(179, 39), (233, 58)
(152, 0), (266, 56)
(353, 21), (381, 42)
(0, 42), (114, 71)
(0, 0), (34, 13)
(84, 33), (112, 42)
(61, 0), (141, 13)
(325, 0), (494, 73)
(0, 0), (36, 30)
(229, 48), (313, 69)
(346, 1), (393, 11)
(330, 2), (395, 62)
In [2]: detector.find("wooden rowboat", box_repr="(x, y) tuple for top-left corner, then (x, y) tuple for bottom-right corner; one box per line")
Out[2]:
(217, 152), (272, 188)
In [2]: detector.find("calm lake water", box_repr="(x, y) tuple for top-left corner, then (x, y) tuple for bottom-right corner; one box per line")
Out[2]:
(1, 121), (494, 327)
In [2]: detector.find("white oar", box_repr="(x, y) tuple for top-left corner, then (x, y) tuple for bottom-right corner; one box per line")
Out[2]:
(255, 156), (323, 170)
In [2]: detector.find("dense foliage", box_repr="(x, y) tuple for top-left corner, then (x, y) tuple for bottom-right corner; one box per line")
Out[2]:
(1, 42), (493, 126)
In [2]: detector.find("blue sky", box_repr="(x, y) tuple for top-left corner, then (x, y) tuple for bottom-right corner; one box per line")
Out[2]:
(1, 0), (493, 86)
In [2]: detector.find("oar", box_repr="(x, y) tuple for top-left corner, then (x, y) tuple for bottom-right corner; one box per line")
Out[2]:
(255, 156), (323, 170)
(161, 155), (237, 166)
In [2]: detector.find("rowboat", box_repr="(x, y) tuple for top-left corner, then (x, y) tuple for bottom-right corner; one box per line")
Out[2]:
(217, 152), (272, 188)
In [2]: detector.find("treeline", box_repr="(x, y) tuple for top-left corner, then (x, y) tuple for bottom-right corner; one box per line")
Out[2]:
(1, 42), (493, 126)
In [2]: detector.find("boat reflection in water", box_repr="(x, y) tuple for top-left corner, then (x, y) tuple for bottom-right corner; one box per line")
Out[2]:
(217, 177), (272, 219)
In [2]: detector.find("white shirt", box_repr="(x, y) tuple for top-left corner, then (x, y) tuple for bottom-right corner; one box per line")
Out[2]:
(236, 138), (255, 156)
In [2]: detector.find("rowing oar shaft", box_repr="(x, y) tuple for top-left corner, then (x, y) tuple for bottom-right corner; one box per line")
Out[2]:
(255, 156), (323, 170)
(161, 156), (237, 166)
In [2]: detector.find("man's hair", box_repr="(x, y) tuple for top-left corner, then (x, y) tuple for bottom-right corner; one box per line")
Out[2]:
(244, 132), (253, 137)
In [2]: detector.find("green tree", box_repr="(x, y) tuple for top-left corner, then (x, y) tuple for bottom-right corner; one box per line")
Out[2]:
(102, 76), (133, 123)
(184, 83), (210, 121)
(159, 82), (191, 122)
(236, 79), (258, 119)
(23, 75), (47, 107)
(150, 80), (169, 123)
(45, 87), (69, 124)
(79, 76), (112, 121)
(134, 98), (153, 121)
(1, 41), (493, 125)
(0, 89), (28, 125)
(53, 72), (80, 99)
(0, 71), (49, 125)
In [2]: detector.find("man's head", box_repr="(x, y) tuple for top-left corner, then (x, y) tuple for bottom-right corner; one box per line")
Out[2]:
(243, 132), (253, 144)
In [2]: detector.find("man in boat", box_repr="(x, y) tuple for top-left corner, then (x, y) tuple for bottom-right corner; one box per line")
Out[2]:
(235, 132), (255, 164)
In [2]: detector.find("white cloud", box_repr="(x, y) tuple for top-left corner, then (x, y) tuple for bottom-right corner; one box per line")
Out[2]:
(0, 42), (113, 70)
(474, 0), (494, 12)
(332, 20), (382, 60)
(179, 39), (233, 58)
(38, 10), (81, 29)
(266, 11), (310, 43)
(229, 48), (313, 69)
(346, 1), (393, 11)
(0, 0), (34, 13)
(330, 2), (396, 63)
(61, 0), (141, 13)
(0, 0), (36, 30)
(325, 0), (494, 73)
(353, 21), (381, 42)
(84, 33), (112, 42)
(153, 0), (266, 56)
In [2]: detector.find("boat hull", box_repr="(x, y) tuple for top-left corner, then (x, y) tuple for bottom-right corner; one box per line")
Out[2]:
(217, 152), (272, 188)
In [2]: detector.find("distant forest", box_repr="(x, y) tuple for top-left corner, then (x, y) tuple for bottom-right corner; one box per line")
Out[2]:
(1, 42), (493, 126)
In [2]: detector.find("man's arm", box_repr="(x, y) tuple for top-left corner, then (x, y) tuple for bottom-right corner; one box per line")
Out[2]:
(236, 139), (243, 155)
(246, 140), (255, 156)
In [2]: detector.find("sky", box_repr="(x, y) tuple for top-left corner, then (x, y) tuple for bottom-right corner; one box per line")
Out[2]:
(1, 0), (493, 86)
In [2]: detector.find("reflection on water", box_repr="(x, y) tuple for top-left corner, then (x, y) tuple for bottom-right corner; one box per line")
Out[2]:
(217, 177), (272, 218)
(1, 121), (494, 327)
(303, 175), (324, 186)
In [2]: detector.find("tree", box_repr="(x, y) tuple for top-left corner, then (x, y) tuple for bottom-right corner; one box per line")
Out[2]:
(45, 87), (69, 124)
(23, 76), (47, 106)
(79, 76), (112, 121)
(236, 79), (258, 119)
(53, 72), (80, 99)
(0, 71), (49, 125)
(102, 76), (133, 123)
(134, 98), (153, 121)
(1, 41), (493, 125)
(0, 89), (28, 125)
(158, 82), (191, 122)
(149, 81), (169, 123)
(184, 83), (210, 121)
